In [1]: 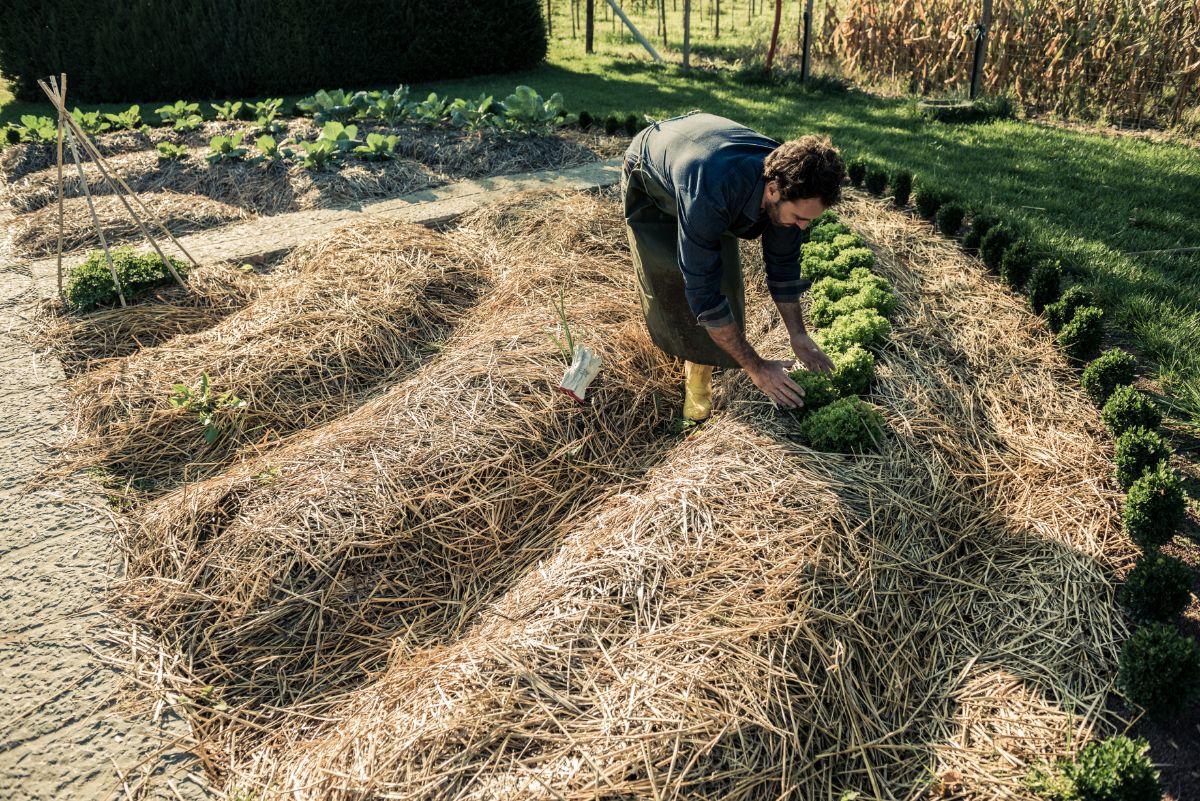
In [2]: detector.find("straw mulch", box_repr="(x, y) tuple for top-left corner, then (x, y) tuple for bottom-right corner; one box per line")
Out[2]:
(1, 122), (613, 221)
(61, 219), (484, 491)
(2, 151), (443, 219)
(155, 193), (1130, 801)
(106, 190), (680, 774)
(11, 190), (251, 257)
(34, 259), (268, 375)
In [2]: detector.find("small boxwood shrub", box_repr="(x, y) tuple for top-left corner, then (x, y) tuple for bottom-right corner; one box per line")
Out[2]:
(864, 166), (888, 196)
(1117, 623), (1200, 719)
(787, 368), (840, 415)
(1027, 259), (1063, 313)
(830, 344), (875, 396)
(1118, 552), (1193, 624)
(1056, 305), (1104, 363)
(979, 224), (1015, 272)
(962, 212), (1000, 251)
(1045, 286), (1097, 333)
(999, 239), (1036, 288)
(576, 110), (593, 130)
(914, 186), (948, 219)
(1083, 349), (1137, 406)
(891, 170), (912, 207)
(1027, 736), (1161, 801)
(935, 202), (966, 237)
(1113, 427), (1171, 490)
(64, 247), (189, 312)
(1122, 463), (1186, 549)
(808, 223), (852, 244)
(624, 113), (640, 136)
(847, 158), (867, 187)
(815, 308), (891, 353)
(603, 114), (620, 135)
(1101, 385), (1161, 437)
(799, 396), (885, 453)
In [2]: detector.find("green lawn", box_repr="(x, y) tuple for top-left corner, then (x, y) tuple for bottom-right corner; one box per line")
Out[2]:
(3, 18), (1198, 425)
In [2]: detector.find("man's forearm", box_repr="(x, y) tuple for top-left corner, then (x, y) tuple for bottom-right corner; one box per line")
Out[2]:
(774, 300), (808, 339)
(704, 322), (764, 371)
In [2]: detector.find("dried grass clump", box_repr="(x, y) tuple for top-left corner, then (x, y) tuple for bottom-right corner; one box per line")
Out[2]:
(114, 190), (679, 765)
(34, 259), (268, 374)
(11, 190), (251, 257)
(234, 197), (1133, 797)
(62, 219), (483, 490)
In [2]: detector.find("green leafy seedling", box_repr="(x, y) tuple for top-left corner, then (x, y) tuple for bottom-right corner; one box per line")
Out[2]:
(103, 105), (144, 131)
(71, 108), (111, 135)
(353, 132), (400, 160)
(211, 101), (244, 120)
(156, 142), (189, 162)
(169, 372), (247, 444)
(207, 132), (248, 164)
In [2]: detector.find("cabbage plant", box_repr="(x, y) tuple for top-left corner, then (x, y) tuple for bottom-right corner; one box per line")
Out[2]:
(295, 89), (358, 123)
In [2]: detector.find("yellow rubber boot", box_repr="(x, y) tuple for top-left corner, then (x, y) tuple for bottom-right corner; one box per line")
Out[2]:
(683, 361), (714, 422)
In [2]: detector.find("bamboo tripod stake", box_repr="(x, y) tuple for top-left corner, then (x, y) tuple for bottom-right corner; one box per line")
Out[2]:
(43, 76), (126, 306)
(38, 74), (198, 305)
(54, 74), (66, 298)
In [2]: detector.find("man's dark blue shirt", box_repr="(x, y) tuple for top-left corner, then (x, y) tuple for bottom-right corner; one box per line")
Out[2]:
(627, 112), (809, 328)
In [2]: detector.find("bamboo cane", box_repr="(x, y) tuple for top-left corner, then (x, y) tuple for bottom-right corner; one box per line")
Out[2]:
(53, 74), (67, 299)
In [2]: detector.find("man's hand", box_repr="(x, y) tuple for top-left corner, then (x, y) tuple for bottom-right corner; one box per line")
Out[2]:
(747, 359), (807, 409)
(790, 332), (835, 373)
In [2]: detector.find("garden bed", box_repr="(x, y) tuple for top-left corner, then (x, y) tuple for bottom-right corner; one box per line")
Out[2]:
(33, 185), (1155, 800)
(0, 118), (622, 259)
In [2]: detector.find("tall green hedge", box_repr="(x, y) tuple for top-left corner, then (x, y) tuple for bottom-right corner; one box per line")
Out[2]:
(0, 0), (548, 102)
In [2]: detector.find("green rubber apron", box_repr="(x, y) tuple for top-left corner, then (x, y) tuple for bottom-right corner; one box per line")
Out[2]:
(622, 153), (745, 369)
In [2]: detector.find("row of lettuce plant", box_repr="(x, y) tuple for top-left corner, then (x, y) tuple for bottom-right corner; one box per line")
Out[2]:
(849, 160), (1193, 800)
(785, 210), (893, 453)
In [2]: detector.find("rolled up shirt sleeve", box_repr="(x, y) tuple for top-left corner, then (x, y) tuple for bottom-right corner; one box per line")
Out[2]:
(762, 225), (810, 303)
(676, 190), (735, 328)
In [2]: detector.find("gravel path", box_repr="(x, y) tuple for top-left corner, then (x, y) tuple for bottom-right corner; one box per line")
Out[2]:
(0, 241), (210, 799)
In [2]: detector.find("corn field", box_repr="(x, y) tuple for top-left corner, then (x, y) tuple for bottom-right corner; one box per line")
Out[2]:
(819, 0), (1200, 126)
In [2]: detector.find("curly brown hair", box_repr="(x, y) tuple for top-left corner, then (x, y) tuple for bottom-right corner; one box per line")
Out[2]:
(762, 135), (845, 206)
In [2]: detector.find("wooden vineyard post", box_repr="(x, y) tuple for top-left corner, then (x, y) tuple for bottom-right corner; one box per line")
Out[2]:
(970, 0), (993, 100)
(800, 0), (813, 82)
(765, 0), (783, 72)
(586, 0), (595, 53)
(682, 0), (691, 68)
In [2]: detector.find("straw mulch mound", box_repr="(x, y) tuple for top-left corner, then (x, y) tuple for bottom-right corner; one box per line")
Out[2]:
(187, 194), (1132, 800)
(61, 219), (483, 491)
(2, 151), (442, 218)
(34, 259), (268, 375)
(11, 190), (251, 257)
(109, 190), (680, 770)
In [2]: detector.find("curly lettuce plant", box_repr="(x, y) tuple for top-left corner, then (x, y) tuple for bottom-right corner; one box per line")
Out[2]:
(815, 308), (891, 353)
(830, 345), (875, 396)
(799, 396), (885, 453)
(786, 369), (840, 415)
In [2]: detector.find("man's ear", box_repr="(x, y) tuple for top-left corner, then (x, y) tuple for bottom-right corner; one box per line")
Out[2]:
(763, 179), (779, 202)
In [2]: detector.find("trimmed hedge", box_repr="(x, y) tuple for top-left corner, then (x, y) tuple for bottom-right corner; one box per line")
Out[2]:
(0, 0), (548, 102)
